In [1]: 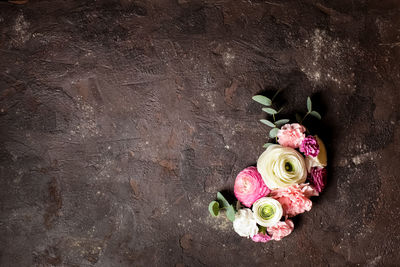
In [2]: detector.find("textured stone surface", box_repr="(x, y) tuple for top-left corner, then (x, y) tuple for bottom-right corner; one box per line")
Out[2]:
(0, 0), (399, 266)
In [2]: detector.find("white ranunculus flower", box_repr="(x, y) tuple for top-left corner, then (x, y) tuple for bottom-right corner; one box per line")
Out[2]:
(257, 144), (307, 189)
(233, 208), (259, 238)
(252, 197), (283, 227)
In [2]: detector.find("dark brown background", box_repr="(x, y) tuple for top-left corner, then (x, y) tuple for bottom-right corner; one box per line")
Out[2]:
(0, 0), (399, 266)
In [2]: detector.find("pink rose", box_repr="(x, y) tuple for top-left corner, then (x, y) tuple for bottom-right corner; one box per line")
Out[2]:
(234, 167), (270, 207)
(308, 167), (327, 193)
(251, 233), (271, 243)
(267, 220), (294, 241)
(269, 183), (318, 217)
(300, 136), (319, 157)
(277, 123), (306, 148)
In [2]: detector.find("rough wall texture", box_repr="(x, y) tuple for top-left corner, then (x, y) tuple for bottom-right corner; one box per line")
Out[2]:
(0, 0), (399, 266)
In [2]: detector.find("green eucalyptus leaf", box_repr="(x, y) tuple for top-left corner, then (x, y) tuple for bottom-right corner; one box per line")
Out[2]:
(217, 192), (230, 208)
(310, 111), (322, 120)
(307, 97), (312, 112)
(262, 107), (277, 115)
(260, 119), (275, 127)
(295, 113), (302, 123)
(252, 95), (272, 106)
(269, 128), (279, 138)
(226, 205), (236, 222)
(208, 201), (220, 217)
(275, 119), (289, 127)
(263, 143), (274, 148)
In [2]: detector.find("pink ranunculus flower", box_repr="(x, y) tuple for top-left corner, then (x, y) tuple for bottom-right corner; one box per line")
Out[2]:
(277, 123), (306, 148)
(300, 135), (319, 157)
(234, 167), (270, 207)
(308, 167), (327, 193)
(251, 233), (271, 243)
(269, 183), (318, 217)
(267, 220), (294, 241)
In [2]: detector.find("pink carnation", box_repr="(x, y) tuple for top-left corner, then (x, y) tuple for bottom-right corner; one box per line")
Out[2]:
(269, 183), (318, 217)
(300, 135), (319, 157)
(300, 183), (319, 198)
(234, 167), (270, 207)
(308, 167), (327, 193)
(251, 233), (271, 243)
(267, 220), (294, 241)
(277, 123), (306, 148)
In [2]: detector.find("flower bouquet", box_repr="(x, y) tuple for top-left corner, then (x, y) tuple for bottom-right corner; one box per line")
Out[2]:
(208, 92), (327, 242)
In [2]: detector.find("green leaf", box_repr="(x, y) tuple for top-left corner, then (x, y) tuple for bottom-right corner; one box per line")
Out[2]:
(275, 119), (289, 127)
(263, 143), (274, 148)
(258, 225), (267, 234)
(260, 119), (275, 127)
(252, 95), (272, 106)
(307, 97), (312, 112)
(295, 113), (302, 123)
(226, 205), (236, 222)
(269, 128), (279, 138)
(217, 192), (230, 208)
(208, 201), (220, 217)
(310, 111), (322, 120)
(262, 107), (277, 115)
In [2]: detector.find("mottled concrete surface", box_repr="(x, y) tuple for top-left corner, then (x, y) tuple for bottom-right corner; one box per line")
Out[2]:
(0, 0), (399, 266)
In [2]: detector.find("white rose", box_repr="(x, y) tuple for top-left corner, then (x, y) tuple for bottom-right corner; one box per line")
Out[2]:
(233, 208), (259, 238)
(252, 197), (283, 227)
(257, 144), (307, 189)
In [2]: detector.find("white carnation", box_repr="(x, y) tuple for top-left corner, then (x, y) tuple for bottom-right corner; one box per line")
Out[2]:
(257, 144), (307, 189)
(233, 208), (258, 238)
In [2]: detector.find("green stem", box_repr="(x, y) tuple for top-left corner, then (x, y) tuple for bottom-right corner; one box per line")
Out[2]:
(271, 88), (282, 102)
(272, 114), (278, 143)
(301, 112), (310, 124)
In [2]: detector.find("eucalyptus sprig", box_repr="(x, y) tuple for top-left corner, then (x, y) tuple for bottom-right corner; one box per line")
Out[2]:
(208, 192), (236, 222)
(252, 89), (290, 148)
(297, 97), (322, 123)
